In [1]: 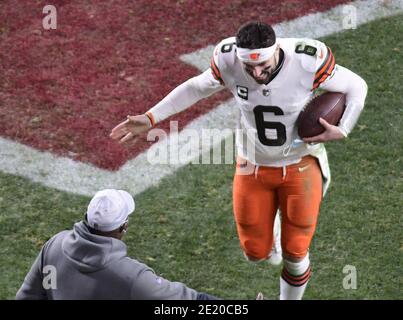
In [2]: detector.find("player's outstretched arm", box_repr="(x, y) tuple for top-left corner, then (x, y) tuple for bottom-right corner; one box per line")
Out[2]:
(110, 69), (223, 144)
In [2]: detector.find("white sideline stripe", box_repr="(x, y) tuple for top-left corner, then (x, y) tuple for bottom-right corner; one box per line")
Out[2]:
(0, 101), (239, 196)
(0, 0), (401, 196)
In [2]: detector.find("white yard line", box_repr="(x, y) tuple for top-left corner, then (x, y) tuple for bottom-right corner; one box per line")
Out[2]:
(0, 0), (402, 196)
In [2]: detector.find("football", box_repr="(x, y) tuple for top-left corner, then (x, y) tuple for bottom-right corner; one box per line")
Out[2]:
(297, 92), (346, 138)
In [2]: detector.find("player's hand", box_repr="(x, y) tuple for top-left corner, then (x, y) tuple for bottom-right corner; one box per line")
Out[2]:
(110, 114), (152, 144)
(303, 118), (345, 143)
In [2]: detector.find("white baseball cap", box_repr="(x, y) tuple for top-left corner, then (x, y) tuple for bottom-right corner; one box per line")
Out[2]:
(86, 189), (135, 232)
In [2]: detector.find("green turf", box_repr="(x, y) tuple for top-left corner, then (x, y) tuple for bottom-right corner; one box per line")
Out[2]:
(1, 14), (402, 299)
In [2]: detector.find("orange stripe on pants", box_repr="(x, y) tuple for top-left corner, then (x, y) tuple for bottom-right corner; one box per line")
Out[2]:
(233, 156), (322, 260)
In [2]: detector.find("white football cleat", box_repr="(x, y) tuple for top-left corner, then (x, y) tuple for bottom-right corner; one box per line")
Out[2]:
(267, 211), (283, 266)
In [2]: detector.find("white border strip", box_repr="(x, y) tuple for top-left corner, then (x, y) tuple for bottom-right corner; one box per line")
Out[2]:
(1, 0), (402, 196)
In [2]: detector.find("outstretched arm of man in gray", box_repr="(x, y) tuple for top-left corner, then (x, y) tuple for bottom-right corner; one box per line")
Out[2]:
(130, 265), (219, 300)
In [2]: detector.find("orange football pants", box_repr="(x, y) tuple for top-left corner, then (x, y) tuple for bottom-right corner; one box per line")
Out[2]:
(233, 155), (323, 260)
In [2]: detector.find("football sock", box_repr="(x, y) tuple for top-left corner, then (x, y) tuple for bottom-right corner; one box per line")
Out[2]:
(280, 253), (311, 300)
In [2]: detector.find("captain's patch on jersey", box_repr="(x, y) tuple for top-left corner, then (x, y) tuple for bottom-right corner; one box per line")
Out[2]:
(237, 85), (249, 100)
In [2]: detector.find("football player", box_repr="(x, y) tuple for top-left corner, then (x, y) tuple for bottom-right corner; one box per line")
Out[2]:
(110, 22), (367, 300)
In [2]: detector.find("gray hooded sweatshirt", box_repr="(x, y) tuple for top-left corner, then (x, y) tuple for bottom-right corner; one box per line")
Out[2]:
(16, 221), (198, 300)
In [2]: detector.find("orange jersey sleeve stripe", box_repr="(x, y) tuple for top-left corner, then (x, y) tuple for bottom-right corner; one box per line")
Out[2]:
(313, 47), (335, 89)
(145, 111), (155, 127)
(315, 47), (333, 79)
(313, 55), (335, 89)
(210, 57), (224, 84)
(315, 51), (335, 83)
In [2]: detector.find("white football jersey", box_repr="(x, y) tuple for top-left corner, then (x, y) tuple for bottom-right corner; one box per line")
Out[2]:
(211, 37), (336, 167)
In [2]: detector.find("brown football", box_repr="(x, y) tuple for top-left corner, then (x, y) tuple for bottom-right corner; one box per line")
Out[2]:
(297, 92), (346, 138)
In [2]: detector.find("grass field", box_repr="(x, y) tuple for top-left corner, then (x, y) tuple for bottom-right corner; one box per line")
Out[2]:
(0, 14), (402, 299)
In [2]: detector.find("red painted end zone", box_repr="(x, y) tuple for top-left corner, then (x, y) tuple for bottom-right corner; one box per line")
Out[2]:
(0, 0), (350, 170)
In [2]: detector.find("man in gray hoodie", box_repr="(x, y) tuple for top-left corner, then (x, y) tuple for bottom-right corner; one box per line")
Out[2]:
(16, 189), (217, 300)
